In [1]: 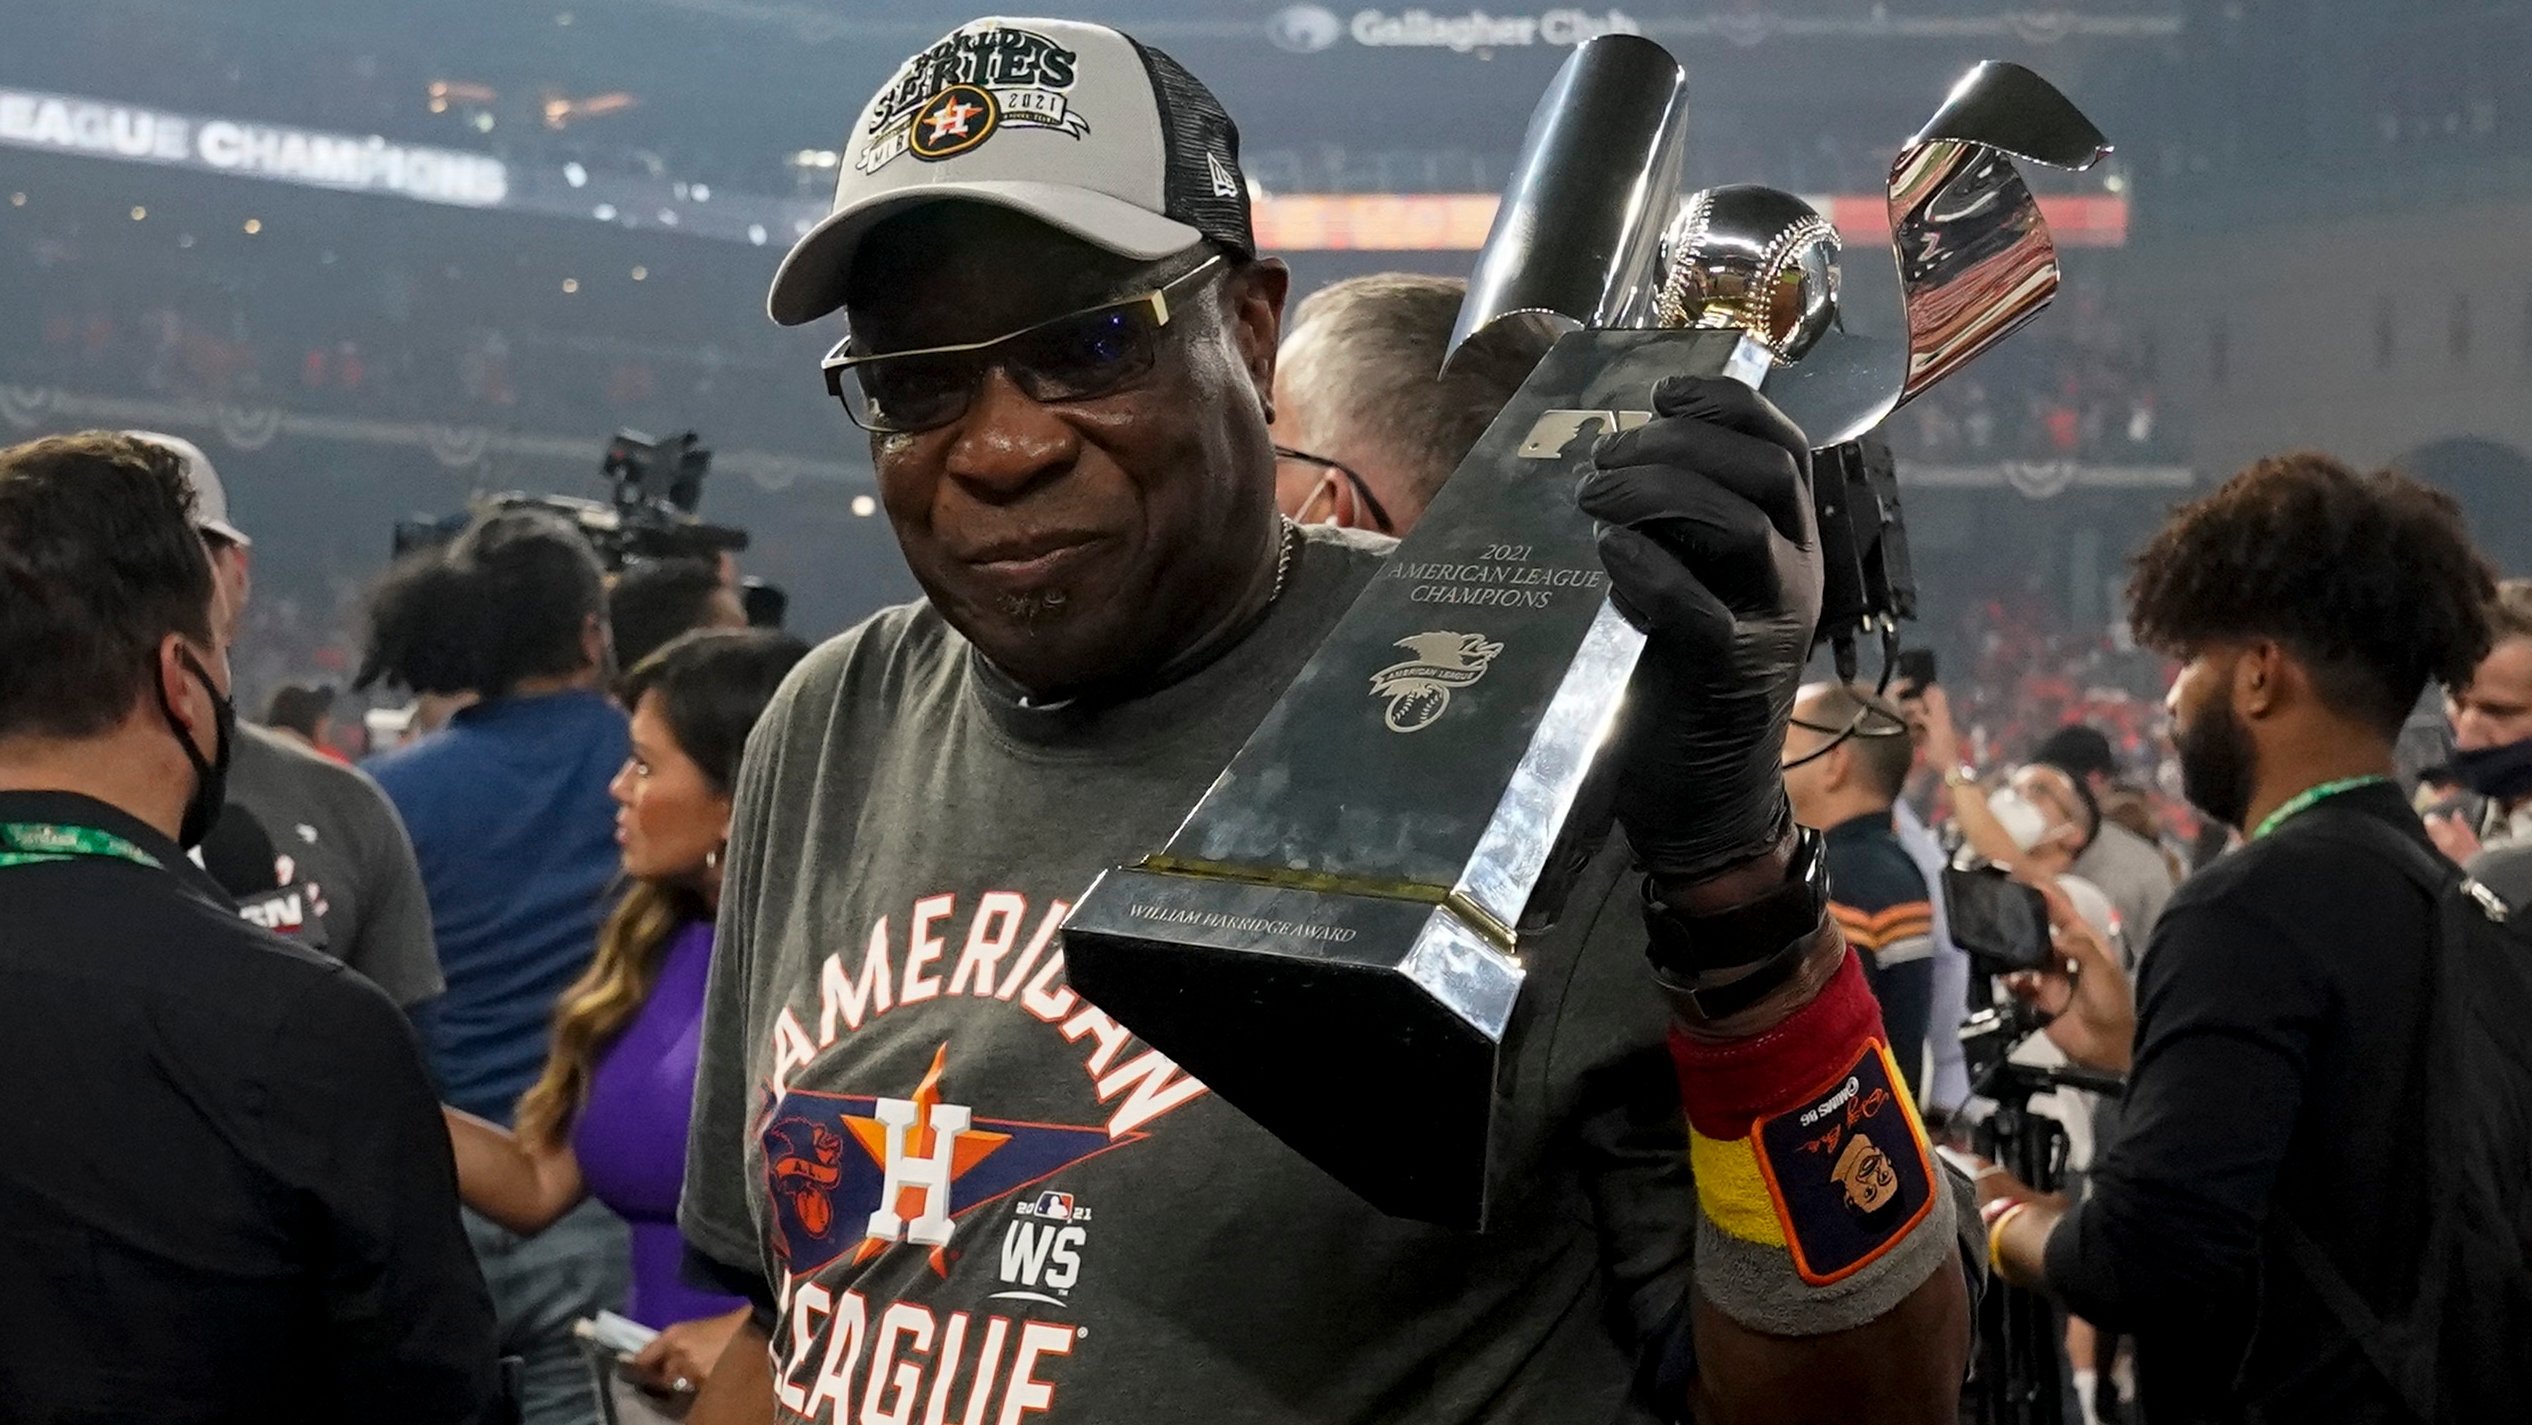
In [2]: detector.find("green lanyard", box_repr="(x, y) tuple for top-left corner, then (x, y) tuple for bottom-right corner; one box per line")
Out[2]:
(0, 822), (164, 872)
(2248, 775), (2391, 842)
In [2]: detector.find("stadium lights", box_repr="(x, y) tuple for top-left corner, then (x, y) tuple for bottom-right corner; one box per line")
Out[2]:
(130, 205), (145, 220)
(631, 266), (647, 281)
(851, 496), (877, 517)
(429, 79), (497, 116)
(544, 92), (636, 129)
(243, 218), (261, 234)
(562, 278), (579, 293)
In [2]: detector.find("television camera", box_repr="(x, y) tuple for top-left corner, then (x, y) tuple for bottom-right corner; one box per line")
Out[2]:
(391, 429), (783, 626)
(1942, 863), (2129, 1425)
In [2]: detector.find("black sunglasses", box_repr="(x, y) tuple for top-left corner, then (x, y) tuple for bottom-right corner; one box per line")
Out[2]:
(1276, 446), (1395, 535)
(822, 256), (1226, 435)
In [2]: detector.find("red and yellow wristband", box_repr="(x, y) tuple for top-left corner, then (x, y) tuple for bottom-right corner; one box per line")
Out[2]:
(1670, 948), (1939, 1286)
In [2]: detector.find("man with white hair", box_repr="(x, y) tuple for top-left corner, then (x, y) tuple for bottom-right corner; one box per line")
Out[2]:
(1271, 272), (1552, 535)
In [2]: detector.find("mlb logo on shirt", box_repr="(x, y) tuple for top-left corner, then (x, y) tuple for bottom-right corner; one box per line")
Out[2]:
(1022, 1190), (1076, 1221)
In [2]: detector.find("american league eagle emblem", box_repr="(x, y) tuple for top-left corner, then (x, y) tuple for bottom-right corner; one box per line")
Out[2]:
(1369, 631), (1505, 733)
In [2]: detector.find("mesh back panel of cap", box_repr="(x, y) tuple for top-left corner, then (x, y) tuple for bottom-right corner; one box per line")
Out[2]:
(1127, 39), (1255, 256)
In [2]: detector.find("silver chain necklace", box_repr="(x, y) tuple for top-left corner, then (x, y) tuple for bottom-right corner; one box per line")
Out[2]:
(1269, 516), (1298, 604)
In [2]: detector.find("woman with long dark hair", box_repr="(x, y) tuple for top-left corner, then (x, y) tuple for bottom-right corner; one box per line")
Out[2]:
(443, 627), (806, 1398)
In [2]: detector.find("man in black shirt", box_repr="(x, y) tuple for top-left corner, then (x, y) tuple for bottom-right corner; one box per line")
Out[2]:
(0, 432), (501, 1423)
(1975, 452), (2498, 1422)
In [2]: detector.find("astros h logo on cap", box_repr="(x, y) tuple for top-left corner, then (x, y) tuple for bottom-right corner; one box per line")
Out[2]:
(909, 84), (1002, 161)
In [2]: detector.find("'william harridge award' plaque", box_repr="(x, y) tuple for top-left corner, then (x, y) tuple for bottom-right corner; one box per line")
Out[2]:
(1062, 37), (2108, 1230)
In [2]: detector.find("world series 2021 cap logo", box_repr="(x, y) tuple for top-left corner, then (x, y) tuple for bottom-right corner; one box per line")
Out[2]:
(1370, 631), (1504, 733)
(857, 26), (1091, 173)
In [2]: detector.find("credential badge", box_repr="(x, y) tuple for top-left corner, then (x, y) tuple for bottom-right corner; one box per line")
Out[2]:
(1370, 631), (1504, 733)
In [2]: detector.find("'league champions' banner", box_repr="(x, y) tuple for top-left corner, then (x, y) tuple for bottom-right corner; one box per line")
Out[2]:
(0, 86), (510, 208)
(0, 83), (2124, 252)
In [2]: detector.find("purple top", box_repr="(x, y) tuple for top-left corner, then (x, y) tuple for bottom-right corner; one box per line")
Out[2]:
(574, 918), (745, 1328)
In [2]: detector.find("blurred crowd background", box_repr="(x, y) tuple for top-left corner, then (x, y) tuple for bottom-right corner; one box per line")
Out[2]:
(10, 0), (2532, 767)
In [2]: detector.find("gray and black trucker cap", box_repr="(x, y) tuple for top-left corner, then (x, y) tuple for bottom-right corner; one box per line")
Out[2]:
(768, 16), (1256, 326)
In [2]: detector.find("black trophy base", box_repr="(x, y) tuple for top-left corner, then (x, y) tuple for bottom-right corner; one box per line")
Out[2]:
(1061, 866), (1524, 1231)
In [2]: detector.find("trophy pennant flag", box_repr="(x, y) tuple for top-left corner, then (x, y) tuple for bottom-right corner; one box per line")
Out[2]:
(1063, 37), (2107, 1231)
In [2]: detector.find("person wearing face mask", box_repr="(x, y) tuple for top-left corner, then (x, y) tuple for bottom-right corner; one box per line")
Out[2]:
(0, 432), (501, 1421)
(2428, 581), (2532, 899)
(1971, 452), (2505, 1423)
(444, 628), (807, 1412)
(1271, 272), (1553, 536)
(122, 431), (449, 1015)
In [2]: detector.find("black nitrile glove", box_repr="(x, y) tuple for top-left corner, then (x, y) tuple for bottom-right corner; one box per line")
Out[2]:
(1580, 375), (1824, 882)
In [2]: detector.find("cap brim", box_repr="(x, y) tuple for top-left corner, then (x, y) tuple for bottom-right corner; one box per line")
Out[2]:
(200, 518), (251, 547)
(767, 181), (1203, 327)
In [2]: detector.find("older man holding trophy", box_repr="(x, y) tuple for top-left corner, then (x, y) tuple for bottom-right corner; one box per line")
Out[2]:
(683, 17), (2103, 1424)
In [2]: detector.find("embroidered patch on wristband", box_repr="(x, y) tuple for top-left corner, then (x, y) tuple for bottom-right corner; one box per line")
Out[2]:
(1749, 1038), (1935, 1285)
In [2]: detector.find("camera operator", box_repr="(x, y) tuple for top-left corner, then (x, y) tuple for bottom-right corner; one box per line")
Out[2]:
(1271, 272), (1553, 536)
(361, 508), (634, 1425)
(0, 432), (499, 1421)
(608, 556), (749, 671)
(681, 19), (1972, 1425)
(125, 432), (447, 1014)
(1973, 453), (2500, 1422)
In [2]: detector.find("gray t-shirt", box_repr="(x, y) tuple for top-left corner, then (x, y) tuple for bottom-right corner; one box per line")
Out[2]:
(682, 526), (1948, 1423)
(225, 722), (444, 1008)
(2071, 820), (2176, 965)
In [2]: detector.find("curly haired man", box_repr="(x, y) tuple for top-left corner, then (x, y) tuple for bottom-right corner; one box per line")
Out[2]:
(1973, 452), (2497, 1423)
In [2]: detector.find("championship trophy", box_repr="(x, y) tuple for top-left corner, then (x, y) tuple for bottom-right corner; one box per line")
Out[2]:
(1063, 38), (2109, 1230)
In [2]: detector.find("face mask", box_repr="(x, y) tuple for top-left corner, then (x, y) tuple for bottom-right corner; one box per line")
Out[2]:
(2175, 675), (2257, 831)
(2452, 737), (2532, 805)
(155, 646), (236, 850)
(1986, 787), (2052, 852)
